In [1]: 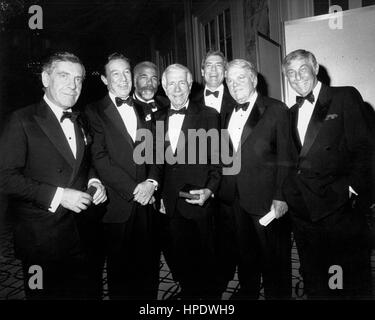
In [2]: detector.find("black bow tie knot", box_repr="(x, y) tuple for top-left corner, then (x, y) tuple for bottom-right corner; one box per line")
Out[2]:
(168, 108), (187, 116)
(60, 110), (80, 123)
(235, 102), (250, 112)
(205, 90), (219, 98)
(115, 96), (133, 107)
(296, 92), (315, 107)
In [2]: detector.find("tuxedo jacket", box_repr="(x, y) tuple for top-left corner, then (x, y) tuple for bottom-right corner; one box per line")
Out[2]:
(0, 100), (95, 262)
(148, 101), (222, 220)
(218, 94), (292, 216)
(85, 95), (150, 224)
(191, 84), (236, 127)
(283, 84), (371, 221)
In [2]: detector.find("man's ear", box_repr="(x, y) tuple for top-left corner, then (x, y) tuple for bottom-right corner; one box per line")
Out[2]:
(41, 71), (50, 88)
(201, 68), (205, 78)
(100, 75), (108, 86)
(314, 63), (320, 76)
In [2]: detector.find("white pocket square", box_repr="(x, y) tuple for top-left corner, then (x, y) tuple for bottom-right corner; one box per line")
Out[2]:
(325, 114), (338, 121)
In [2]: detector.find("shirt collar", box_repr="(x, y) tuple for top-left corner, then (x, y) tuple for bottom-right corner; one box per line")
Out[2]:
(133, 92), (155, 104)
(44, 94), (71, 121)
(171, 99), (189, 111)
(234, 91), (258, 113)
(312, 81), (322, 103)
(204, 83), (224, 96)
(109, 91), (130, 107)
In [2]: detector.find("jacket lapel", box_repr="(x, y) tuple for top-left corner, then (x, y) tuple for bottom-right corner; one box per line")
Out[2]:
(240, 95), (266, 148)
(103, 95), (134, 149)
(300, 85), (331, 158)
(290, 104), (302, 153)
(34, 100), (75, 168)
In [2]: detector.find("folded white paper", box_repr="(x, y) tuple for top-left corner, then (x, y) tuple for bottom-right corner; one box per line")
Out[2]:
(259, 208), (276, 226)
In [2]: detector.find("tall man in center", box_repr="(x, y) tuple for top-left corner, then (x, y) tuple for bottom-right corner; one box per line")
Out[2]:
(85, 53), (160, 299)
(148, 63), (222, 299)
(219, 59), (292, 299)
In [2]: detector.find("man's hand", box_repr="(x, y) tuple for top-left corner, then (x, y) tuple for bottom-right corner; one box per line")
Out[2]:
(60, 188), (93, 213)
(133, 181), (156, 205)
(271, 200), (288, 219)
(88, 181), (107, 205)
(186, 188), (212, 206)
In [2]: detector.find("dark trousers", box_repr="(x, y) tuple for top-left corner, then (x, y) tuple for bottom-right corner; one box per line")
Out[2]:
(104, 206), (160, 300)
(291, 199), (372, 299)
(160, 210), (219, 299)
(214, 201), (238, 293)
(222, 201), (292, 300)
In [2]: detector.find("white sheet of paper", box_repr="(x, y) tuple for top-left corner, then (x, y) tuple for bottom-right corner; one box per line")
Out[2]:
(259, 208), (276, 226)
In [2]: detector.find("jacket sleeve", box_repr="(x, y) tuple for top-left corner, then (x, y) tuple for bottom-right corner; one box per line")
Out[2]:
(274, 103), (293, 201)
(85, 105), (137, 201)
(343, 87), (371, 196)
(0, 112), (56, 210)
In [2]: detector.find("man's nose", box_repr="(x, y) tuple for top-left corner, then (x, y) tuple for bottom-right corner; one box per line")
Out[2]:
(67, 77), (77, 89)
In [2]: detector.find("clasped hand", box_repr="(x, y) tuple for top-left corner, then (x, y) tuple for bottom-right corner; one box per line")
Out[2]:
(133, 181), (156, 205)
(185, 188), (212, 206)
(60, 182), (107, 213)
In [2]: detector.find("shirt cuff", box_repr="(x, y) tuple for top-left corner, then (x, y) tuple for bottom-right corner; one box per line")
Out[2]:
(88, 178), (101, 187)
(147, 179), (158, 191)
(49, 187), (64, 213)
(349, 186), (358, 196)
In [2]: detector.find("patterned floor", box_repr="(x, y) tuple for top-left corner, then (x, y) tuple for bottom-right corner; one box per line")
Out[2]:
(1, 219), (374, 300)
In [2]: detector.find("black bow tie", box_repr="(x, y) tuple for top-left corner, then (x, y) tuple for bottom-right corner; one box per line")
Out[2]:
(235, 102), (250, 112)
(60, 110), (80, 123)
(205, 90), (219, 98)
(168, 108), (187, 116)
(296, 92), (315, 107)
(115, 96), (133, 107)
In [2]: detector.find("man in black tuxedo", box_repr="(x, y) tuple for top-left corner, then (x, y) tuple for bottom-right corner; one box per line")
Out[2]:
(0, 52), (107, 299)
(191, 50), (236, 125)
(282, 49), (372, 299)
(85, 53), (160, 299)
(132, 61), (168, 126)
(148, 63), (222, 299)
(191, 50), (237, 295)
(219, 59), (292, 299)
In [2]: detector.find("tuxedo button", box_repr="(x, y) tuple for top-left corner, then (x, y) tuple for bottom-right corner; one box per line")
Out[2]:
(297, 169), (301, 175)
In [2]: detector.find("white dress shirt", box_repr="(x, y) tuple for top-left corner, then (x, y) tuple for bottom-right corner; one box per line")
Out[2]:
(297, 81), (322, 145)
(228, 92), (258, 152)
(168, 101), (189, 153)
(110, 92), (137, 142)
(204, 84), (224, 113)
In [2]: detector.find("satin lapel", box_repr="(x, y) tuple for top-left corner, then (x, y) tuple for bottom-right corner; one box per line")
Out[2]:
(134, 101), (146, 144)
(221, 87), (236, 116)
(300, 86), (331, 158)
(103, 96), (134, 149)
(74, 121), (85, 168)
(34, 100), (75, 168)
(290, 105), (302, 153)
(222, 109), (234, 153)
(240, 95), (266, 147)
